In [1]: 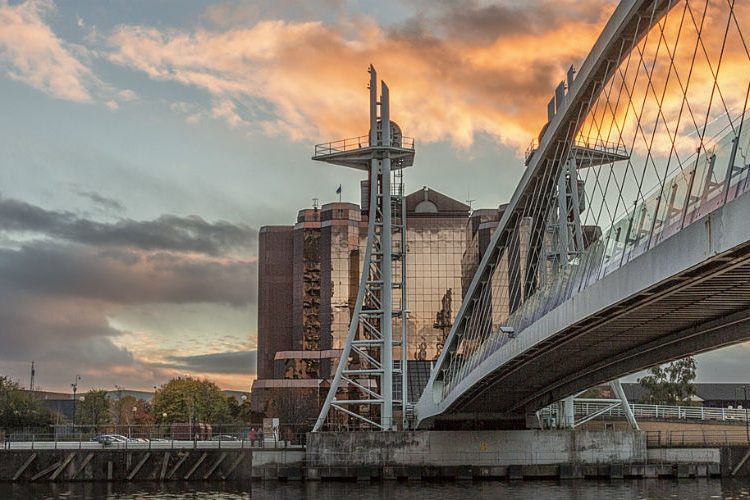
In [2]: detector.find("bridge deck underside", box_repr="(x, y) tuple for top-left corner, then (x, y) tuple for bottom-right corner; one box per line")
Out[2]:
(445, 241), (750, 421)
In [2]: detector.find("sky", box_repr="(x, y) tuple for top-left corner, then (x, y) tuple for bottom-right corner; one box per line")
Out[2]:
(0, 0), (748, 393)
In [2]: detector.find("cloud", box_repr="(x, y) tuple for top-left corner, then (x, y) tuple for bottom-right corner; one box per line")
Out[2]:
(168, 350), (257, 375)
(106, 0), (617, 149)
(0, 242), (256, 306)
(0, 195), (258, 391)
(71, 187), (125, 214)
(0, 0), (96, 102)
(0, 195), (257, 256)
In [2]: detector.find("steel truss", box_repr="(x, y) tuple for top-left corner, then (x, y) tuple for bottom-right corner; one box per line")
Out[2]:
(312, 66), (414, 431)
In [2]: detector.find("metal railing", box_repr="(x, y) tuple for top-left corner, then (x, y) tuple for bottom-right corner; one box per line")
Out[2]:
(0, 423), (310, 450)
(551, 400), (750, 422)
(573, 136), (629, 157)
(314, 135), (415, 157)
(646, 429), (750, 447)
(453, 121), (750, 382)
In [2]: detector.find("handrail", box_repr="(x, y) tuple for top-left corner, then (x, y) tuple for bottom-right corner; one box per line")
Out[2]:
(314, 135), (415, 157)
(539, 400), (750, 422)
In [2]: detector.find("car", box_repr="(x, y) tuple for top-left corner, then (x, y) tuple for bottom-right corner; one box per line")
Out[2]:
(210, 435), (239, 441)
(91, 434), (128, 444)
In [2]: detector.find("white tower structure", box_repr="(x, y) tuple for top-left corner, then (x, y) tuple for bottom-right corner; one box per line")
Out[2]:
(312, 65), (415, 431)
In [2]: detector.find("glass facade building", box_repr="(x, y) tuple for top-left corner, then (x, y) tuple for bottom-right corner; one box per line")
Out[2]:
(252, 186), (470, 419)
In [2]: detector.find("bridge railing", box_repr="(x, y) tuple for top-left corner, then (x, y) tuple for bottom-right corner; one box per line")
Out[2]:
(540, 401), (750, 422)
(455, 122), (750, 380)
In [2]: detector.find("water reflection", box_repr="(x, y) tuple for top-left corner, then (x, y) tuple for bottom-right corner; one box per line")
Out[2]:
(2, 479), (750, 500)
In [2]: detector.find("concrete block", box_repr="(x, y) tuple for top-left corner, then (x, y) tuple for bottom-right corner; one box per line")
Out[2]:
(559, 464), (583, 479)
(508, 465), (523, 480)
(263, 466), (278, 480)
(625, 464), (643, 478)
(609, 464), (624, 479)
(696, 464), (708, 477)
(356, 467), (372, 481)
(475, 466), (491, 478)
(407, 466), (422, 481)
(676, 464), (690, 478)
(643, 465), (658, 478)
(456, 466), (472, 480)
(283, 466), (303, 481)
(523, 464), (557, 477)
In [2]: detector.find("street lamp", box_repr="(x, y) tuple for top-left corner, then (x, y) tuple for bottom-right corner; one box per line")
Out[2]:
(71, 375), (81, 426)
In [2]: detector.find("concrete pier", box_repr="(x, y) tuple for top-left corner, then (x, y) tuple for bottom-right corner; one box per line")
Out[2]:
(1, 431), (745, 482)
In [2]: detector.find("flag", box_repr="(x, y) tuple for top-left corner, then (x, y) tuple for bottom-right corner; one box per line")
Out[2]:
(336, 184), (342, 195)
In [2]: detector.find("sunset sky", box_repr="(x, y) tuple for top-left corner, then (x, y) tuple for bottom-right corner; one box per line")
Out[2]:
(1, 0), (748, 393)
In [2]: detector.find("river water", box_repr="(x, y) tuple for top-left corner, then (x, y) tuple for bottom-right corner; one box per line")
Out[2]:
(2, 480), (750, 499)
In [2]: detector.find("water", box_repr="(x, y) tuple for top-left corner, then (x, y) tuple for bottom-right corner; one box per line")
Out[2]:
(2, 480), (750, 500)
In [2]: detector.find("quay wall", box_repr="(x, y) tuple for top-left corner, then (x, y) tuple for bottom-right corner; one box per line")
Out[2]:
(307, 430), (647, 466)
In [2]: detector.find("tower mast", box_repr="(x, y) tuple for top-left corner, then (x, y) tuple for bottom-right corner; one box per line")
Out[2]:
(312, 65), (415, 431)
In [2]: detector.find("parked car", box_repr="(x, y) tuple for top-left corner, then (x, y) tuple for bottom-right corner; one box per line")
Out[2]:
(91, 434), (128, 444)
(210, 434), (239, 441)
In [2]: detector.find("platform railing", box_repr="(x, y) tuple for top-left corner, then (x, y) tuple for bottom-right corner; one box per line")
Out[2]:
(314, 135), (415, 157)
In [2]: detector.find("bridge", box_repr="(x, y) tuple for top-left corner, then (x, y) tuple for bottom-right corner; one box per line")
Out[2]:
(415, 0), (750, 428)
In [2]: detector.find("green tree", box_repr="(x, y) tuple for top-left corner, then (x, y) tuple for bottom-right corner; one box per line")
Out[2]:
(0, 376), (54, 428)
(227, 396), (254, 424)
(152, 377), (230, 425)
(638, 357), (697, 405)
(76, 389), (112, 428)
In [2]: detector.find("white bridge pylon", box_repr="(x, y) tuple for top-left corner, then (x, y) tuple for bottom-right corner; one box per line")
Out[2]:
(312, 66), (415, 431)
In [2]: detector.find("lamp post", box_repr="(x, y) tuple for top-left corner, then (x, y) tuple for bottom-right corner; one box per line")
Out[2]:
(71, 375), (81, 426)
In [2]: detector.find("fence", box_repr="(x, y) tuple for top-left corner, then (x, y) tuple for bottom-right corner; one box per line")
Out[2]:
(1, 423), (310, 450)
(647, 429), (750, 447)
(578, 401), (750, 422)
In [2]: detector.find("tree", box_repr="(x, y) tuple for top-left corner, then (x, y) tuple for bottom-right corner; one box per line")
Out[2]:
(638, 357), (697, 405)
(152, 377), (230, 425)
(112, 395), (154, 426)
(227, 396), (255, 424)
(76, 389), (112, 428)
(0, 376), (54, 429)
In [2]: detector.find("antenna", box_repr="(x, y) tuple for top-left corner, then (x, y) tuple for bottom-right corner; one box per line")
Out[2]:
(466, 186), (475, 213)
(312, 198), (320, 210)
(30, 361), (35, 392)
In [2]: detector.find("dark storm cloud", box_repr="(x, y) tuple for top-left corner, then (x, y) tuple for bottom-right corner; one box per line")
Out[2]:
(0, 195), (257, 256)
(0, 242), (256, 307)
(0, 195), (258, 387)
(167, 351), (257, 375)
(0, 287), (134, 366)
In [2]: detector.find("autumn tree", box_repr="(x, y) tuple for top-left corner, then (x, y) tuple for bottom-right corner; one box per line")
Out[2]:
(76, 389), (112, 428)
(112, 395), (154, 426)
(0, 376), (54, 428)
(152, 377), (230, 425)
(638, 357), (697, 405)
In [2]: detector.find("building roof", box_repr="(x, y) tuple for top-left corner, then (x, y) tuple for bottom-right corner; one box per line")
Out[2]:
(622, 383), (750, 403)
(405, 186), (470, 217)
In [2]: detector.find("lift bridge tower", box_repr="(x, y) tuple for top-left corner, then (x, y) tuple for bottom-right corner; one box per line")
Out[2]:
(312, 65), (415, 431)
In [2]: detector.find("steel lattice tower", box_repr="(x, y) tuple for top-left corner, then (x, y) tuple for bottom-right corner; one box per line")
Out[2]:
(312, 66), (415, 431)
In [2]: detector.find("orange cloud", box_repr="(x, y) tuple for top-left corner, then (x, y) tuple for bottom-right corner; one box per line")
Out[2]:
(0, 0), (95, 102)
(107, 1), (617, 150)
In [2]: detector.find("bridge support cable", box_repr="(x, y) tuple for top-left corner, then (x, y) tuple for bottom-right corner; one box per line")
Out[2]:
(417, 0), (750, 426)
(312, 66), (414, 431)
